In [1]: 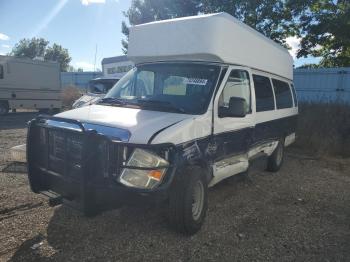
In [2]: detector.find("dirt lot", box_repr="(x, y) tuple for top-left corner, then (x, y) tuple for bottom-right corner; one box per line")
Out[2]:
(0, 112), (350, 262)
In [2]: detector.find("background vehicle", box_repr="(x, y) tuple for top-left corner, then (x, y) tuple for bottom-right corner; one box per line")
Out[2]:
(0, 55), (61, 114)
(72, 77), (120, 108)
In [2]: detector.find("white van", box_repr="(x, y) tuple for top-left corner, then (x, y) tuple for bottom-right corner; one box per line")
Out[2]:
(72, 77), (120, 108)
(27, 13), (298, 234)
(0, 56), (61, 114)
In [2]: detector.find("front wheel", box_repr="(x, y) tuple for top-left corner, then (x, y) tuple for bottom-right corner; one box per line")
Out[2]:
(168, 168), (208, 235)
(266, 139), (285, 172)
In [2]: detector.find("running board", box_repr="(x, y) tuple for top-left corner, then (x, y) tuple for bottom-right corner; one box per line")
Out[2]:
(208, 154), (249, 187)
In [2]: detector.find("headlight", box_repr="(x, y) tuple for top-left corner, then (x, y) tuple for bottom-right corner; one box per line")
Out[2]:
(118, 148), (169, 189)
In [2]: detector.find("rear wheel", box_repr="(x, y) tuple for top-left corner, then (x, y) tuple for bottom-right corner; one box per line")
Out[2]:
(266, 139), (285, 172)
(0, 101), (9, 115)
(168, 168), (208, 235)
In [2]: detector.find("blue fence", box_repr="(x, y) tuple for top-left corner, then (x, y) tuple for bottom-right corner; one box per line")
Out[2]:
(61, 72), (103, 90)
(294, 67), (350, 103)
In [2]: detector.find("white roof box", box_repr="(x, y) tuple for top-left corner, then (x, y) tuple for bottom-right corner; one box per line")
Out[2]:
(128, 12), (293, 80)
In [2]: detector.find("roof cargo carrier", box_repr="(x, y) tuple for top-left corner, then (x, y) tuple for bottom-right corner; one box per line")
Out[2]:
(128, 12), (293, 80)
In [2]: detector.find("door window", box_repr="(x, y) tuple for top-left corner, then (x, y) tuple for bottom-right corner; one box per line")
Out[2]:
(218, 69), (251, 115)
(253, 74), (275, 112)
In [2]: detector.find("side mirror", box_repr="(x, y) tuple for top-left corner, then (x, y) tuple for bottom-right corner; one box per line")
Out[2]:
(219, 97), (247, 118)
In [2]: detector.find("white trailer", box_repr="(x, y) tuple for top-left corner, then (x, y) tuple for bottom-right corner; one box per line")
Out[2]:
(0, 55), (62, 114)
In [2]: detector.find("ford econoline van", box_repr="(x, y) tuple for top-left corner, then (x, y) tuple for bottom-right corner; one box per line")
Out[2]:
(27, 13), (298, 235)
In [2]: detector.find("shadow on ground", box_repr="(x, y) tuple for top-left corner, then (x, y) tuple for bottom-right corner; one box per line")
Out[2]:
(0, 112), (39, 130)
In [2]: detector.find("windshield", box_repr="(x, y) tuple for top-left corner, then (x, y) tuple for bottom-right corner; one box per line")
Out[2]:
(103, 63), (221, 114)
(88, 79), (119, 94)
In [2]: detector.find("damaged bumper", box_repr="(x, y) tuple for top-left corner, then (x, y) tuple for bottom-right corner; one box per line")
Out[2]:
(27, 116), (177, 216)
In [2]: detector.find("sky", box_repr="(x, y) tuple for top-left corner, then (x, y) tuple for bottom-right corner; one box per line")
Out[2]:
(0, 0), (319, 70)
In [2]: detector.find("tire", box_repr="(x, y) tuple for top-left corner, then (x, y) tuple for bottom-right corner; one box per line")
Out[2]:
(168, 167), (208, 235)
(0, 101), (9, 115)
(266, 139), (285, 172)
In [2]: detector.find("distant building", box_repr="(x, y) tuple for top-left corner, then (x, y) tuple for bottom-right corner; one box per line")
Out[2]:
(102, 55), (134, 78)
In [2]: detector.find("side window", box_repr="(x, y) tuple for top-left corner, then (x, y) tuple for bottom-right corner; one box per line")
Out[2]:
(0, 64), (4, 79)
(253, 74), (275, 112)
(272, 79), (293, 109)
(218, 69), (251, 114)
(290, 83), (298, 107)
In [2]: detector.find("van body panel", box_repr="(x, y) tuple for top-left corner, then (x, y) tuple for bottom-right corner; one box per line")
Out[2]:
(56, 104), (194, 144)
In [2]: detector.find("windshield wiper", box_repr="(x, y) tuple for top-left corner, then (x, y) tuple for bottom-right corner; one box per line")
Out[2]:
(98, 97), (126, 105)
(136, 99), (186, 113)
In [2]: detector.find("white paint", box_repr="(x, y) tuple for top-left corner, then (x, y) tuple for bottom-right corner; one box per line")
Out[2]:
(284, 132), (296, 146)
(56, 105), (195, 144)
(151, 111), (212, 145)
(128, 12), (293, 80)
(209, 155), (249, 187)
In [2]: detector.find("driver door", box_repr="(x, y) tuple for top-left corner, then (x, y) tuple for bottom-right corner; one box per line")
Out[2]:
(211, 66), (255, 179)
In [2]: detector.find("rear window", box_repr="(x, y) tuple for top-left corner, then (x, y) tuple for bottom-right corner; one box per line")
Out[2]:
(290, 83), (298, 106)
(253, 74), (275, 112)
(272, 79), (293, 109)
(0, 64), (3, 79)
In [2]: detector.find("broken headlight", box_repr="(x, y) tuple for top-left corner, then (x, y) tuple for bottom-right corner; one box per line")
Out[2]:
(118, 148), (169, 189)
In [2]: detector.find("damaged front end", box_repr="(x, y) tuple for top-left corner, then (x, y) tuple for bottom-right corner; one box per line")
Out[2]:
(26, 116), (177, 216)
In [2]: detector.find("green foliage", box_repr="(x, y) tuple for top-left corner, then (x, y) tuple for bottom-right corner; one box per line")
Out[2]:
(201, 0), (296, 46)
(11, 38), (49, 59)
(11, 38), (72, 71)
(121, 0), (350, 67)
(121, 0), (201, 53)
(291, 0), (350, 67)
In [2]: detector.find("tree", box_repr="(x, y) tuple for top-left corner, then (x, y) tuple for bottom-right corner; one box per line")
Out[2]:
(121, 0), (297, 53)
(291, 0), (350, 67)
(201, 0), (296, 45)
(121, 0), (201, 53)
(11, 38), (72, 71)
(44, 43), (71, 72)
(11, 38), (49, 59)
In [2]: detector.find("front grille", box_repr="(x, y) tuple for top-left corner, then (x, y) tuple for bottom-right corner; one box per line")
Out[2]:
(35, 127), (84, 178)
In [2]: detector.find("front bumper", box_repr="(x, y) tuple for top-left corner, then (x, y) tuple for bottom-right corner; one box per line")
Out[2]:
(27, 115), (177, 215)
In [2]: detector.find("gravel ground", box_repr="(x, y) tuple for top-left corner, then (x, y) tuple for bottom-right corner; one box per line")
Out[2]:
(0, 112), (350, 262)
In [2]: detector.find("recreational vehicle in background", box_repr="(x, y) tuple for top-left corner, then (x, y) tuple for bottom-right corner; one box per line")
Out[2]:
(0, 56), (61, 115)
(27, 13), (298, 234)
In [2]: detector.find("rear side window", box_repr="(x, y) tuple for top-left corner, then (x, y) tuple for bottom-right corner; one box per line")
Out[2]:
(253, 74), (275, 112)
(272, 79), (293, 109)
(290, 83), (298, 106)
(0, 64), (3, 79)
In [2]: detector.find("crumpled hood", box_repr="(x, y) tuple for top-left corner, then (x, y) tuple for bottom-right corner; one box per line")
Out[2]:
(56, 104), (194, 143)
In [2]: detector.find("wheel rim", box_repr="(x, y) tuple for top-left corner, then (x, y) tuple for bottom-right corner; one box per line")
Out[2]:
(192, 180), (204, 221)
(276, 143), (283, 165)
